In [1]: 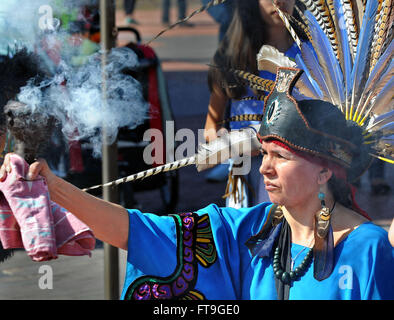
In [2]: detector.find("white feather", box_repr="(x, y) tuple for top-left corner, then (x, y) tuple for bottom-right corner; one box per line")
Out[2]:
(196, 126), (261, 172)
(257, 45), (296, 72)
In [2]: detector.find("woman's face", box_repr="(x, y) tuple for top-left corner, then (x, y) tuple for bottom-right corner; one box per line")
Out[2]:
(259, 0), (296, 27)
(259, 141), (323, 208)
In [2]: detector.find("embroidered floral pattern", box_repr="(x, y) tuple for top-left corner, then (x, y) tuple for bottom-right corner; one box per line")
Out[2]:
(124, 212), (217, 300)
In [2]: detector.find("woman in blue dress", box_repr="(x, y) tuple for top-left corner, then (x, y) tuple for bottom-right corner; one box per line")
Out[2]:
(3, 65), (392, 300)
(204, 0), (305, 208)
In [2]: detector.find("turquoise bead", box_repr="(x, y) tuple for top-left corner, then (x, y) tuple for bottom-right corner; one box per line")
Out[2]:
(318, 192), (325, 200)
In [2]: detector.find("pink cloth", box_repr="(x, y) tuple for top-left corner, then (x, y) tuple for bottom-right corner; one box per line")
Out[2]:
(0, 154), (95, 261)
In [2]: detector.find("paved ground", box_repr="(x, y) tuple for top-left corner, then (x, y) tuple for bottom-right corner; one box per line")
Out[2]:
(0, 4), (392, 300)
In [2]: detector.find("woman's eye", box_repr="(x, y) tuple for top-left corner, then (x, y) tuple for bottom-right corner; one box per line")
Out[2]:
(277, 153), (287, 159)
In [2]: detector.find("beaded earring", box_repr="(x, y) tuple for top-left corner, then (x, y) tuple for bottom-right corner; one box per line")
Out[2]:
(315, 191), (332, 238)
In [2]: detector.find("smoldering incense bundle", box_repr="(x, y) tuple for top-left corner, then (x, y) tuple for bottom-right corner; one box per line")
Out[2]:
(4, 100), (55, 164)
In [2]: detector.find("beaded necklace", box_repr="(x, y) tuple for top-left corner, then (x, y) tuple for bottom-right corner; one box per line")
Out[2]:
(273, 202), (336, 285)
(273, 245), (313, 285)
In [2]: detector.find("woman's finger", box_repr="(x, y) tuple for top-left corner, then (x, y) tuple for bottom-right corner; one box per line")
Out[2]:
(26, 161), (43, 181)
(0, 153), (13, 181)
(0, 165), (6, 181)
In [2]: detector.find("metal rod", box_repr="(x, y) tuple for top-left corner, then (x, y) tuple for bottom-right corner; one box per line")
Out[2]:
(100, 0), (119, 300)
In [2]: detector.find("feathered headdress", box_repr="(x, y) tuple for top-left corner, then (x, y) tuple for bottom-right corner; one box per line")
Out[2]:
(253, 0), (393, 172)
(251, 0), (393, 282)
(71, 0), (393, 197)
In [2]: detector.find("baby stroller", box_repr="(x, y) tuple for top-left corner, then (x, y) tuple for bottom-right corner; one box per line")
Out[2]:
(64, 26), (179, 212)
(115, 26), (179, 212)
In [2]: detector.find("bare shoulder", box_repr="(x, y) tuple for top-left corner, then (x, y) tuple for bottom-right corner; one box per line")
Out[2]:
(331, 204), (369, 246)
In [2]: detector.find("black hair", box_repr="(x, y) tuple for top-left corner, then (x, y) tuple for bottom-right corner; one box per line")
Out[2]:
(328, 175), (353, 208)
(208, 0), (268, 99)
(208, 0), (307, 99)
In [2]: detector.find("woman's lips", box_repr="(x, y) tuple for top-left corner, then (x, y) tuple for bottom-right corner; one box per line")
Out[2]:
(264, 181), (279, 191)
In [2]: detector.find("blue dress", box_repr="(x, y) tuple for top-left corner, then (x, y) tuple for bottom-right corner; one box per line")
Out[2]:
(121, 203), (394, 300)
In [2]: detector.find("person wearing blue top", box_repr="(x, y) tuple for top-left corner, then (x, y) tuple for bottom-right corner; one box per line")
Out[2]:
(3, 66), (392, 300)
(121, 202), (392, 300)
(117, 67), (393, 300)
(200, 0), (234, 42)
(203, 0), (307, 207)
(1, 0), (392, 301)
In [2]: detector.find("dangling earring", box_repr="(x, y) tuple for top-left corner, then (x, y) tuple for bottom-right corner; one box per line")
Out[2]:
(315, 190), (332, 238)
(314, 190), (336, 281)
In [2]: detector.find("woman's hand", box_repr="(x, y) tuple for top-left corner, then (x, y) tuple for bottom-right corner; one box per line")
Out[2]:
(0, 154), (11, 182)
(25, 158), (57, 185)
(0, 154), (56, 186)
(0, 152), (129, 250)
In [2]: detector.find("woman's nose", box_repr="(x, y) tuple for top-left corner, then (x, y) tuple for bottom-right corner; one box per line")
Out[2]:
(259, 156), (274, 176)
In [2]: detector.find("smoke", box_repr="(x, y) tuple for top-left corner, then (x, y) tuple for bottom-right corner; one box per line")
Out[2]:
(0, 0), (148, 158)
(17, 47), (148, 157)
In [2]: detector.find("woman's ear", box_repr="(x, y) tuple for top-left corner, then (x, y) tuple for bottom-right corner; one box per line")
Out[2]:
(318, 167), (333, 185)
